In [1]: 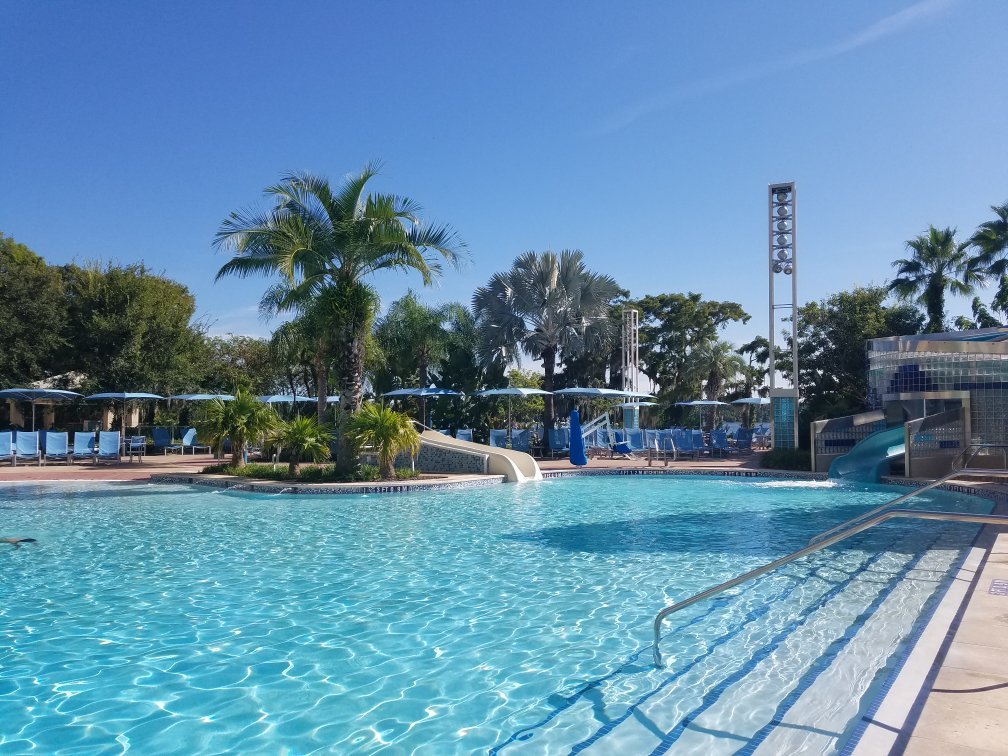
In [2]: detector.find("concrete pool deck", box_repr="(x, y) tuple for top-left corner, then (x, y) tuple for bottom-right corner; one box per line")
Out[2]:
(1, 453), (1006, 752)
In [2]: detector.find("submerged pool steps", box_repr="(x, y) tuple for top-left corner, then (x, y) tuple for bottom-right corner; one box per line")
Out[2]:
(495, 521), (984, 754)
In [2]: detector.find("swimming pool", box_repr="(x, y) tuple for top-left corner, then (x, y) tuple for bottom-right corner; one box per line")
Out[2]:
(0, 476), (990, 753)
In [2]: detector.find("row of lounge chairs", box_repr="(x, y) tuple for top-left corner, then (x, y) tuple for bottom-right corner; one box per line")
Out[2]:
(0, 427), (211, 466)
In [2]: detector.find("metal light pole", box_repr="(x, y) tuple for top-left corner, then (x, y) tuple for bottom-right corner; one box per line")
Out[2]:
(768, 182), (799, 448)
(621, 307), (640, 428)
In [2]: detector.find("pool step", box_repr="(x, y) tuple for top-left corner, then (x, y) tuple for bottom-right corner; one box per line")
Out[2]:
(494, 527), (965, 754)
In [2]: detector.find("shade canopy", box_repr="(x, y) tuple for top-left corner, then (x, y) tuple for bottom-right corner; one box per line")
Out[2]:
(474, 387), (552, 397)
(86, 392), (165, 401)
(614, 401), (658, 408)
(553, 387), (655, 399)
(257, 394), (316, 404)
(0, 388), (83, 402)
(675, 400), (730, 406)
(382, 387), (461, 398)
(168, 393), (235, 401)
(731, 397), (770, 406)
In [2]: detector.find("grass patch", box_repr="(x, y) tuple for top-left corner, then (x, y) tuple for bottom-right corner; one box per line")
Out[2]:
(199, 462), (421, 483)
(759, 448), (812, 471)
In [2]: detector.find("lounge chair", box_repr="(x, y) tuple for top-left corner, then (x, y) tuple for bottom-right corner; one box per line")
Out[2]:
(0, 432), (13, 465)
(603, 428), (635, 459)
(437, 429), (451, 436)
(455, 429), (473, 443)
(15, 431), (41, 466)
(548, 428), (570, 457)
(152, 427), (173, 454)
(735, 428), (753, 452)
(711, 429), (732, 457)
(167, 427), (211, 455)
(626, 428), (646, 452)
(96, 431), (121, 463)
(72, 431), (96, 462)
(489, 429), (508, 448)
(511, 429), (530, 453)
(43, 432), (71, 464)
(125, 435), (146, 462)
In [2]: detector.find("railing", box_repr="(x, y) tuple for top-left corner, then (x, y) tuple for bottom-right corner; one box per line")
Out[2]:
(652, 507), (1008, 667)
(905, 408), (967, 479)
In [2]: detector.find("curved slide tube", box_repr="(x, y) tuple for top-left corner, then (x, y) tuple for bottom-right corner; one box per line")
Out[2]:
(828, 426), (905, 483)
(418, 430), (542, 483)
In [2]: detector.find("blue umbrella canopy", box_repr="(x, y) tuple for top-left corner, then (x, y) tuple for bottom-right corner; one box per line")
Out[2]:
(474, 387), (552, 397)
(0, 388), (83, 430)
(257, 395), (316, 404)
(86, 392), (165, 435)
(554, 387), (656, 399)
(382, 387), (461, 398)
(731, 397), (770, 405)
(168, 393), (235, 401)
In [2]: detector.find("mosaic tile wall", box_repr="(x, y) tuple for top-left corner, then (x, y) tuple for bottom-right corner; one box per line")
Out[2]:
(868, 349), (1008, 444)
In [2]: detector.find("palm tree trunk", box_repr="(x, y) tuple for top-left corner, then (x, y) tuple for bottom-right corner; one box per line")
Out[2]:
(542, 345), (557, 434)
(314, 346), (328, 424)
(288, 451), (300, 477)
(334, 328), (368, 473)
(231, 442), (243, 468)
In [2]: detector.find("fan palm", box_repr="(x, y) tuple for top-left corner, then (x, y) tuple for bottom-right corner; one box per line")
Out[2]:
(472, 250), (621, 432)
(213, 164), (466, 467)
(970, 201), (1008, 317)
(269, 416), (333, 476)
(344, 403), (421, 479)
(889, 226), (982, 333)
(201, 388), (278, 468)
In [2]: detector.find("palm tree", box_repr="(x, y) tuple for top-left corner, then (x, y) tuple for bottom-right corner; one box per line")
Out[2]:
(889, 226), (982, 333)
(970, 201), (1008, 316)
(472, 250), (622, 433)
(214, 164), (466, 467)
(201, 389), (278, 468)
(344, 403), (421, 479)
(374, 291), (466, 420)
(269, 416), (332, 476)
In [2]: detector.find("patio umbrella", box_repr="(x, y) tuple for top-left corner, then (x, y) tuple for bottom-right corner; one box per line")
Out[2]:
(474, 387), (552, 430)
(168, 393), (235, 401)
(86, 392), (165, 436)
(675, 399), (730, 430)
(732, 396), (770, 425)
(569, 408), (587, 467)
(553, 387), (656, 398)
(0, 388), (83, 431)
(257, 394), (317, 403)
(381, 387), (461, 427)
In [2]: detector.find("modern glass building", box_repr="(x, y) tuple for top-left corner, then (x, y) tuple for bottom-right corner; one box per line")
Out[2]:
(867, 327), (1008, 447)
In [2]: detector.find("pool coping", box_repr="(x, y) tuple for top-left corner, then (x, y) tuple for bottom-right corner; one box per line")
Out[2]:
(146, 472), (508, 495)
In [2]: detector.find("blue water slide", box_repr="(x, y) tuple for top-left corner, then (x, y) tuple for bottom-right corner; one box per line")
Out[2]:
(828, 426), (906, 482)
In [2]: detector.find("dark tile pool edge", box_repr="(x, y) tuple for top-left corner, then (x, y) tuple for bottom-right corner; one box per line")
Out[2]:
(839, 480), (1007, 755)
(148, 473), (507, 495)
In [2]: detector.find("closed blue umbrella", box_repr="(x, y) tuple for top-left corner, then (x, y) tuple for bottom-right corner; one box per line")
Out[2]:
(568, 409), (587, 467)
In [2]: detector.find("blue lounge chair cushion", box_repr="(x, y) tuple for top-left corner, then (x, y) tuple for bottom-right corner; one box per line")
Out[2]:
(0, 431), (12, 462)
(456, 429), (473, 442)
(72, 431), (96, 460)
(97, 431), (121, 461)
(44, 432), (69, 461)
(511, 429), (530, 453)
(16, 431), (40, 462)
(489, 430), (507, 448)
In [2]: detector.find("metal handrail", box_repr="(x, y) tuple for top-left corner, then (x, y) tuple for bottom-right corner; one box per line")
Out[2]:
(652, 508), (1008, 667)
(810, 442), (1008, 547)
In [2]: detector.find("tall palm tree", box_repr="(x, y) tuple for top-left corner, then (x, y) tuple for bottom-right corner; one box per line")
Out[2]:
(214, 164), (466, 468)
(889, 226), (982, 333)
(472, 250), (622, 432)
(374, 291), (466, 420)
(970, 201), (1008, 317)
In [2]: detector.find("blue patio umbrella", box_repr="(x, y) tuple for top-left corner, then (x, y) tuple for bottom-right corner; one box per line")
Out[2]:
(257, 394), (316, 404)
(568, 408), (587, 467)
(168, 393), (236, 401)
(382, 387), (461, 427)
(0, 388), (83, 430)
(86, 392), (165, 435)
(675, 399), (730, 430)
(732, 396), (770, 424)
(474, 387), (552, 430)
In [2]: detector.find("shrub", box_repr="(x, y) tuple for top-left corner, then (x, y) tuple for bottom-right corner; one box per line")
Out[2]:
(199, 461), (420, 483)
(759, 448), (812, 471)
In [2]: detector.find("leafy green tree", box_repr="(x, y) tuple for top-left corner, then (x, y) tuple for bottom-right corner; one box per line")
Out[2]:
(784, 286), (923, 421)
(199, 334), (282, 394)
(0, 233), (68, 386)
(472, 250), (622, 433)
(62, 262), (205, 394)
(736, 336), (770, 426)
(345, 403), (421, 479)
(953, 296), (1001, 330)
(968, 201), (1008, 319)
(269, 415), (332, 476)
(889, 226), (982, 333)
(635, 292), (749, 422)
(201, 389), (278, 467)
(213, 165), (466, 470)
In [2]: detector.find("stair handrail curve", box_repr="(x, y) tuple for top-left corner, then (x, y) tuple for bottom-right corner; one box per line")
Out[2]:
(652, 508), (1008, 667)
(810, 442), (1008, 547)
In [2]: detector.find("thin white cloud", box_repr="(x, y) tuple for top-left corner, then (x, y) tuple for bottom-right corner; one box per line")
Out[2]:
(597, 0), (957, 134)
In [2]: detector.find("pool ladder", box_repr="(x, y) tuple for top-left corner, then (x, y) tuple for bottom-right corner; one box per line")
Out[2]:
(652, 447), (1008, 667)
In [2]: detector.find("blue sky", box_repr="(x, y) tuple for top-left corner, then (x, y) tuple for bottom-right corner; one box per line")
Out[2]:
(2, 0), (1006, 351)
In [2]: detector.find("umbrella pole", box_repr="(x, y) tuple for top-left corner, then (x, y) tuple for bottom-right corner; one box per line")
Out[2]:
(31, 401), (36, 431)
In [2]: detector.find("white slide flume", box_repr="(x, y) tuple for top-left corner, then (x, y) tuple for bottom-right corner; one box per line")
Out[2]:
(418, 430), (542, 482)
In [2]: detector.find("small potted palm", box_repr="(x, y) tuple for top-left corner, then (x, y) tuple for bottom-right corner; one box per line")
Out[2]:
(269, 416), (333, 477)
(345, 403), (421, 479)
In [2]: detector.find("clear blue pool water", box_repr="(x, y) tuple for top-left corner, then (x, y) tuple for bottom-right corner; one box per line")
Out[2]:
(0, 476), (990, 754)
